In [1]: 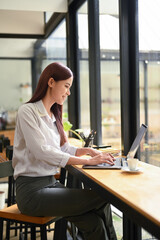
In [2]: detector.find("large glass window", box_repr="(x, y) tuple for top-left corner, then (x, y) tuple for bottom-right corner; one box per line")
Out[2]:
(99, 1), (122, 238)
(78, 2), (90, 131)
(37, 19), (67, 113)
(99, 0), (121, 149)
(41, 19), (67, 68)
(139, 0), (160, 167)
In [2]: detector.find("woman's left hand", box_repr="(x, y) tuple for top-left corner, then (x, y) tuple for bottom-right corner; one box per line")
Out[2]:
(86, 148), (101, 157)
(75, 147), (100, 157)
(76, 147), (114, 159)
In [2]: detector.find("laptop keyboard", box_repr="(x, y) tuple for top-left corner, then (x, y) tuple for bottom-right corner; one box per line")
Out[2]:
(97, 157), (123, 168)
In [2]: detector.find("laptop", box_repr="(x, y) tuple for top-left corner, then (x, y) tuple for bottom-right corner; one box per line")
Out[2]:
(82, 124), (148, 169)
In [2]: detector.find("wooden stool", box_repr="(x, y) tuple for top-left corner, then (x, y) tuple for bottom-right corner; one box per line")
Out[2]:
(0, 160), (68, 240)
(0, 204), (62, 240)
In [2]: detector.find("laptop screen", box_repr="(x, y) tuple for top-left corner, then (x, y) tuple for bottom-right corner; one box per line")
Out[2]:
(127, 124), (148, 158)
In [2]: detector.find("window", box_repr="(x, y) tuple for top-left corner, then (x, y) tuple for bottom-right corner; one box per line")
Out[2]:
(139, 0), (160, 167)
(39, 19), (68, 113)
(78, 2), (90, 131)
(99, 0), (121, 149)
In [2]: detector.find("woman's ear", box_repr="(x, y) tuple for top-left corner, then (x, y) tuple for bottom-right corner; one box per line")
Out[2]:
(48, 78), (55, 88)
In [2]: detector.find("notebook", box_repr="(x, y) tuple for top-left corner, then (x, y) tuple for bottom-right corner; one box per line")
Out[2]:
(82, 124), (148, 169)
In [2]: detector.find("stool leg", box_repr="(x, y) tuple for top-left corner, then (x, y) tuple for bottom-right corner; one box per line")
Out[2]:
(19, 223), (24, 240)
(40, 225), (47, 240)
(31, 226), (36, 240)
(12, 179), (16, 204)
(0, 218), (4, 240)
(53, 218), (67, 240)
(15, 222), (18, 236)
(47, 224), (51, 232)
(6, 220), (11, 240)
(7, 176), (13, 206)
(24, 225), (28, 240)
(19, 231), (25, 240)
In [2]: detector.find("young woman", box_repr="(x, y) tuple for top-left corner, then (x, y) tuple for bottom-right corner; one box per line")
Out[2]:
(12, 62), (117, 240)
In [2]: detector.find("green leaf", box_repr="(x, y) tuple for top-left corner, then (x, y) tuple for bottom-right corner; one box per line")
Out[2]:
(63, 121), (73, 131)
(62, 112), (68, 119)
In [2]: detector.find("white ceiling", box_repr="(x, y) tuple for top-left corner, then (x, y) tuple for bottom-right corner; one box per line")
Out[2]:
(0, 0), (119, 58)
(0, 0), (67, 35)
(0, 0), (68, 58)
(0, 0), (67, 12)
(0, 10), (45, 35)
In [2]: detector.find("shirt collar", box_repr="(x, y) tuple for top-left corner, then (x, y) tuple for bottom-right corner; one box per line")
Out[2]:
(35, 100), (56, 122)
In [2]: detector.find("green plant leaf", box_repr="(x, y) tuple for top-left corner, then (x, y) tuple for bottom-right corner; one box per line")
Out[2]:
(62, 112), (68, 119)
(63, 121), (73, 131)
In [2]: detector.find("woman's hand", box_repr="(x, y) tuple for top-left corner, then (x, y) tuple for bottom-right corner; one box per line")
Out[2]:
(87, 152), (115, 166)
(85, 148), (101, 157)
(67, 150), (115, 166)
(76, 147), (101, 157)
(74, 147), (115, 166)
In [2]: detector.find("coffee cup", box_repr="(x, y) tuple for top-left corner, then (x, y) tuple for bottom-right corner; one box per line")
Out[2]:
(127, 158), (139, 171)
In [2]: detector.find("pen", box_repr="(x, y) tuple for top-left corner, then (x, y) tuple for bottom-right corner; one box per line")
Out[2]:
(84, 130), (96, 147)
(93, 145), (112, 149)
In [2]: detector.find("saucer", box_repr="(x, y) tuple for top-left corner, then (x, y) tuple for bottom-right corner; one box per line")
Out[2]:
(122, 167), (143, 173)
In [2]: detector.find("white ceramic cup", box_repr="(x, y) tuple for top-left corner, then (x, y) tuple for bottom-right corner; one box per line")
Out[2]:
(0, 191), (5, 209)
(127, 158), (139, 171)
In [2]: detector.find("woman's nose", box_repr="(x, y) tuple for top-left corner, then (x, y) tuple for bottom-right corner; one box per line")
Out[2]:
(67, 89), (71, 95)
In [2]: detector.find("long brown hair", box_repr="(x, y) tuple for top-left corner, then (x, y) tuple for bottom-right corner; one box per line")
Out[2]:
(28, 62), (73, 146)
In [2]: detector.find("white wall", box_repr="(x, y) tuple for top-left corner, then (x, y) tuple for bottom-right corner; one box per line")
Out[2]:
(0, 60), (32, 111)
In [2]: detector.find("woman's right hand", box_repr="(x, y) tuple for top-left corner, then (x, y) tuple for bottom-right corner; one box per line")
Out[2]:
(87, 152), (115, 165)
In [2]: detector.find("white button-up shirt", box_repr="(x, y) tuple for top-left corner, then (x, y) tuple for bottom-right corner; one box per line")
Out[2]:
(12, 100), (77, 179)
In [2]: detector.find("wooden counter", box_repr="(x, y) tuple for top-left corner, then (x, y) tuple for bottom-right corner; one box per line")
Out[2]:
(66, 161), (160, 239)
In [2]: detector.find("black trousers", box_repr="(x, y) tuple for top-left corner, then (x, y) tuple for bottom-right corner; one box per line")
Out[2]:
(15, 175), (117, 240)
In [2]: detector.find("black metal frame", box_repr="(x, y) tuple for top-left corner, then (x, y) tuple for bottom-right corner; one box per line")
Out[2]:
(0, 34), (44, 39)
(66, 3), (81, 130)
(45, 13), (66, 39)
(119, 0), (140, 157)
(88, 0), (102, 145)
(143, 61), (148, 141)
(65, 0), (86, 130)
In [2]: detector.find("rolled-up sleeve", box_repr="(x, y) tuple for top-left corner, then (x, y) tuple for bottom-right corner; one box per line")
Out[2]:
(61, 142), (77, 156)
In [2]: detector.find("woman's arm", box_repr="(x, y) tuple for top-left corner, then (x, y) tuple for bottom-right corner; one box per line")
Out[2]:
(75, 147), (101, 157)
(67, 150), (115, 166)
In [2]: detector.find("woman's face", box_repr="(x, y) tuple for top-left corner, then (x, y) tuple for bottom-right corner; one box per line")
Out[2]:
(48, 77), (73, 105)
